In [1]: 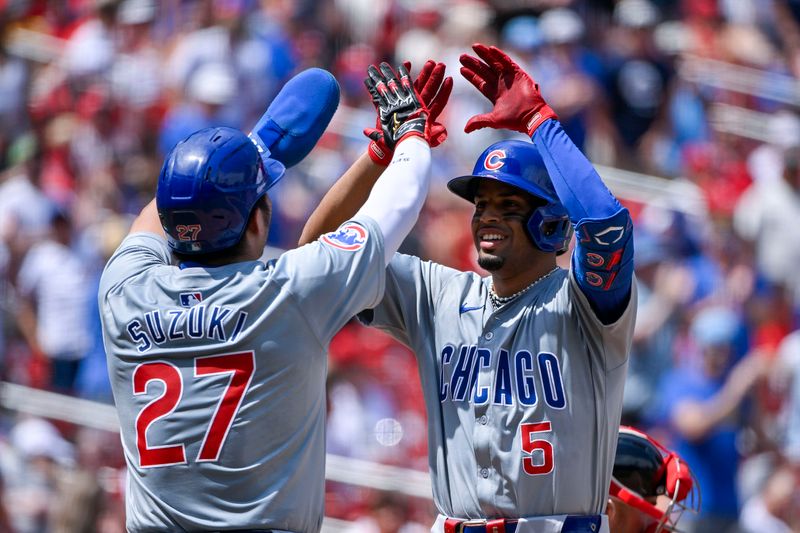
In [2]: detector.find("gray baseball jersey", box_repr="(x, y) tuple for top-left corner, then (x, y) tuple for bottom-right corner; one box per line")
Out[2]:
(99, 216), (384, 532)
(360, 254), (637, 521)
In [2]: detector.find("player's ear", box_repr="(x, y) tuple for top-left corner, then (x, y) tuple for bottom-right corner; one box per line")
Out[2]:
(247, 195), (271, 236)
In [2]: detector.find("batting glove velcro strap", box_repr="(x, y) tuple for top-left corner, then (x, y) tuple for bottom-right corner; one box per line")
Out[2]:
(366, 127), (393, 166)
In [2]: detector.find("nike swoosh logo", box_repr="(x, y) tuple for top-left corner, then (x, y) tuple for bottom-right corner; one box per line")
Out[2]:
(459, 304), (482, 314)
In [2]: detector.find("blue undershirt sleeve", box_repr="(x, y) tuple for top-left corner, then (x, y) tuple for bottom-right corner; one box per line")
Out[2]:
(531, 119), (634, 324)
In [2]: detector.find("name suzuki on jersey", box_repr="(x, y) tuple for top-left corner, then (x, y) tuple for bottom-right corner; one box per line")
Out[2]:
(126, 305), (249, 352)
(439, 345), (567, 408)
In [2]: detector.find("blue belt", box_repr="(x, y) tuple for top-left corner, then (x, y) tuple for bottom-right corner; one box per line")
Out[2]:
(562, 515), (601, 532)
(447, 515), (601, 533)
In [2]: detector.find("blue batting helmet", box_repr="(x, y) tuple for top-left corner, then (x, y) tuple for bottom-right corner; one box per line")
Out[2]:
(447, 140), (573, 253)
(156, 126), (286, 254)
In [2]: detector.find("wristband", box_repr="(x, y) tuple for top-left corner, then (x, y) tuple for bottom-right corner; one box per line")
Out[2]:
(525, 104), (558, 137)
(367, 140), (392, 166)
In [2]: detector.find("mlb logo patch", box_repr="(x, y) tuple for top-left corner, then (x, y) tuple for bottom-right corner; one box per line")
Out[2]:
(179, 292), (203, 307)
(321, 222), (368, 252)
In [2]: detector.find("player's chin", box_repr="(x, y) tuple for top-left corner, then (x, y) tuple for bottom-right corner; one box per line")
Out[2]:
(477, 253), (504, 271)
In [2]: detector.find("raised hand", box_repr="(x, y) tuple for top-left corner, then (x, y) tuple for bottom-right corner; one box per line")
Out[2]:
(365, 60), (452, 165)
(459, 43), (557, 136)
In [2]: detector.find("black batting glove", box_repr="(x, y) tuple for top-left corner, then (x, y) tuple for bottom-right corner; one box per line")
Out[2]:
(364, 62), (428, 150)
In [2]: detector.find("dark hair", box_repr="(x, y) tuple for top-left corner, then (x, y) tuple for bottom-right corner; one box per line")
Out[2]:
(173, 195), (270, 265)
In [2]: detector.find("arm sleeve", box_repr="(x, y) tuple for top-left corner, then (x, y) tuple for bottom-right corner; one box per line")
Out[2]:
(356, 137), (431, 265)
(532, 119), (633, 323)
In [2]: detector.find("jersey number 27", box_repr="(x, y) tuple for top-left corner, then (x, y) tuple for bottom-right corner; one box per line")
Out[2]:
(132, 351), (255, 468)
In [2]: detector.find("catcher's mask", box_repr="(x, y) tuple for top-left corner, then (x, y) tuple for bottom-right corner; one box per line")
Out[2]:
(610, 426), (701, 533)
(447, 139), (573, 254)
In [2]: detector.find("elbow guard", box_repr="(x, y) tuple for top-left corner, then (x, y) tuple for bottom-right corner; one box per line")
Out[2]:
(573, 208), (634, 293)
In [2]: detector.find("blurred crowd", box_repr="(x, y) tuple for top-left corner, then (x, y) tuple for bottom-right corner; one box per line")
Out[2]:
(1, 0), (800, 531)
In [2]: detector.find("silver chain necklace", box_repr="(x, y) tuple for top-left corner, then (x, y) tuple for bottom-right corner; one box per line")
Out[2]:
(489, 267), (559, 309)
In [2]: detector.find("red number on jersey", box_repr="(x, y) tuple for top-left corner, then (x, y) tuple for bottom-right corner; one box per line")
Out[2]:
(133, 351), (255, 468)
(134, 362), (186, 467)
(521, 421), (554, 475)
(195, 352), (255, 461)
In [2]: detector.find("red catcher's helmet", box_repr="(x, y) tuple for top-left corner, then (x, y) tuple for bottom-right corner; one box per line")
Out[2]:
(610, 426), (701, 533)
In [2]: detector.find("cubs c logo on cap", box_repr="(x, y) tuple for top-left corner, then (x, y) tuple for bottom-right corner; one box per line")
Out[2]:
(484, 149), (506, 171)
(321, 222), (369, 251)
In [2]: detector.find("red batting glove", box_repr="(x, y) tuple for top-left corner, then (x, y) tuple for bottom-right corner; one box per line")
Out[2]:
(365, 60), (452, 166)
(413, 60), (451, 147)
(459, 43), (557, 136)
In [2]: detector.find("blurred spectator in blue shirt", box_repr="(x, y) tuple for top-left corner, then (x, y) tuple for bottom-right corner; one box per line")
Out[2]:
(654, 305), (770, 533)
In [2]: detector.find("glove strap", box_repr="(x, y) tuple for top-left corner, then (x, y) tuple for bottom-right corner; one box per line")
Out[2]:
(395, 117), (427, 144)
(367, 140), (393, 166)
(524, 104), (558, 137)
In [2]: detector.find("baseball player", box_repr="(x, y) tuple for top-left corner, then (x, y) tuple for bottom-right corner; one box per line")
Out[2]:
(300, 44), (637, 533)
(98, 64), (448, 532)
(608, 426), (700, 533)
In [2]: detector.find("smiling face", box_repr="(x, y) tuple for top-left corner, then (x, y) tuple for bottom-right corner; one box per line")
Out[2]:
(471, 179), (548, 274)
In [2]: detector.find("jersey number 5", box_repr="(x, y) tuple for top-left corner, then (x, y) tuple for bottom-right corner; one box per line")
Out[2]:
(521, 421), (554, 475)
(133, 351), (255, 468)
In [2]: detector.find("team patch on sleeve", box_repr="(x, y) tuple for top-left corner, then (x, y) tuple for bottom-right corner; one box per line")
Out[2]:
(320, 222), (369, 251)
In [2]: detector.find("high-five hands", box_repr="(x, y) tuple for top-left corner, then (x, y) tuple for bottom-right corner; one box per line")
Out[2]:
(363, 44), (554, 164)
(364, 61), (452, 165)
(460, 43), (557, 136)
